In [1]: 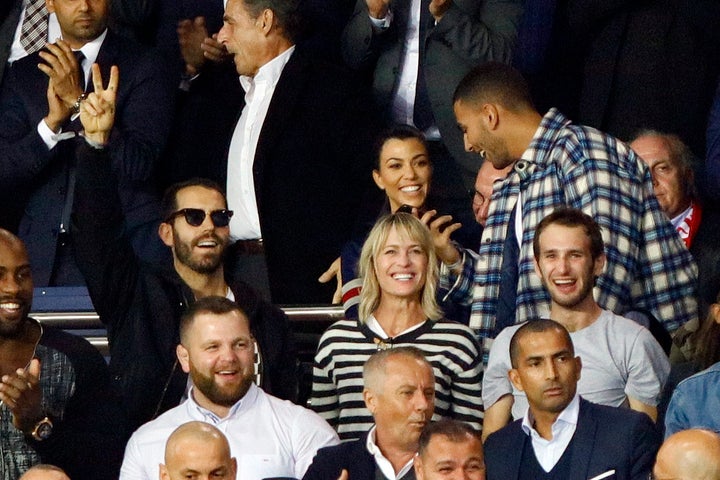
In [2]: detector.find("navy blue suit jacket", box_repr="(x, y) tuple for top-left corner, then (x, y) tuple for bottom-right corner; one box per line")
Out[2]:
(303, 433), (377, 480)
(0, 0), (21, 83)
(0, 29), (174, 285)
(484, 398), (661, 480)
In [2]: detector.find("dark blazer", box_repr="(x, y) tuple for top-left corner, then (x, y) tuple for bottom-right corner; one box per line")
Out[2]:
(341, 0), (523, 192)
(0, 0), (21, 83)
(188, 48), (378, 305)
(302, 433), (377, 480)
(485, 398), (661, 480)
(0, 29), (174, 285)
(71, 142), (298, 434)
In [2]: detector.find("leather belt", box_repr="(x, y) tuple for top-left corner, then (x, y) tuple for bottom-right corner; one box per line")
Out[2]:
(230, 238), (264, 255)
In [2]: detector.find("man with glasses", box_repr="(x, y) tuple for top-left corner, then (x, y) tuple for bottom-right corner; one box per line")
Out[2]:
(471, 161), (512, 229)
(0, 228), (124, 479)
(70, 65), (297, 436)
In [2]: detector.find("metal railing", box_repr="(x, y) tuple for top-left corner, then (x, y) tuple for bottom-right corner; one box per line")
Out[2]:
(31, 305), (344, 358)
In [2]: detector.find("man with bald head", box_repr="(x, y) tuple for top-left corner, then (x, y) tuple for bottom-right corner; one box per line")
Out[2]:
(304, 347), (436, 480)
(18, 464), (71, 480)
(160, 421), (236, 480)
(654, 429), (720, 480)
(0, 229), (122, 478)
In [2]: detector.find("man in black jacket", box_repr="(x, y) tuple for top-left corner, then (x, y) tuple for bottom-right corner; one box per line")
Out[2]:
(71, 65), (297, 435)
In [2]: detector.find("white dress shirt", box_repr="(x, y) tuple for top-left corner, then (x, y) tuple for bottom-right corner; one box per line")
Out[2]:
(366, 426), (415, 480)
(120, 383), (339, 480)
(369, 0), (440, 139)
(388, 0), (421, 127)
(520, 394), (580, 472)
(226, 46), (295, 240)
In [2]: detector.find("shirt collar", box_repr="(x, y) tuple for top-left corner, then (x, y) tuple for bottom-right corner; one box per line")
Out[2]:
(520, 108), (570, 166)
(366, 426), (416, 480)
(186, 382), (258, 424)
(521, 393), (580, 438)
(75, 28), (107, 66)
(671, 202), (695, 229)
(239, 45), (295, 93)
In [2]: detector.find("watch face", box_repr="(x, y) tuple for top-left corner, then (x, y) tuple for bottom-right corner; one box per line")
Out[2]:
(37, 422), (52, 439)
(34, 418), (53, 441)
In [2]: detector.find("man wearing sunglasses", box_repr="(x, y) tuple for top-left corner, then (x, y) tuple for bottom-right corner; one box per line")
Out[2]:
(0, 229), (124, 479)
(70, 65), (298, 437)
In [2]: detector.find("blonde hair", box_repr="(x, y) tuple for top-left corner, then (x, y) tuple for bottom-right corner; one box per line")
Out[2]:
(358, 213), (442, 322)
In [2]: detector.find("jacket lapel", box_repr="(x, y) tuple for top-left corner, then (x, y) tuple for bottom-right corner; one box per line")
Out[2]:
(93, 30), (119, 94)
(567, 399), (597, 480)
(252, 49), (306, 206)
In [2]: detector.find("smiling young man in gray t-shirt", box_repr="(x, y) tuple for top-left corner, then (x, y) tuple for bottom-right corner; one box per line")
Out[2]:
(482, 208), (670, 440)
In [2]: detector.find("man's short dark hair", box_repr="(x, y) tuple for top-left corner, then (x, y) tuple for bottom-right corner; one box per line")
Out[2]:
(179, 296), (248, 344)
(373, 124), (429, 170)
(418, 419), (482, 456)
(533, 207), (605, 261)
(160, 178), (227, 222)
(243, 0), (302, 42)
(509, 319), (573, 368)
(453, 62), (534, 112)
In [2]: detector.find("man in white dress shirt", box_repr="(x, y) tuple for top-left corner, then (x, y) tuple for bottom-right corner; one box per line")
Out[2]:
(121, 296), (338, 480)
(215, 0), (377, 304)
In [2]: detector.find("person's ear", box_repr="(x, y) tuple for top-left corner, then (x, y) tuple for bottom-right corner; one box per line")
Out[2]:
(574, 356), (582, 381)
(159, 464), (169, 480)
(509, 368), (524, 392)
(46, 0), (56, 14)
(593, 253), (606, 278)
(159, 222), (174, 248)
(481, 103), (500, 131)
(533, 257), (542, 279)
(258, 8), (274, 35)
(711, 303), (720, 324)
(372, 169), (385, 190)
(177, 344), (190, 373)
(363, 388), (376, 414)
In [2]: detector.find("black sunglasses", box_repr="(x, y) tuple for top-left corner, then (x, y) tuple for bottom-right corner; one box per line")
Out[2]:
(165, 208), (234, 227)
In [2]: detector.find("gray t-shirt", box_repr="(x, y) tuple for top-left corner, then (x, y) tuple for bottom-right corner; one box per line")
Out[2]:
(482, 310), (670, 419)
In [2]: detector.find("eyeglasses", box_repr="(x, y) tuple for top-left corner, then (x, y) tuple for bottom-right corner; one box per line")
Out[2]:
(165, 208), (234, 228)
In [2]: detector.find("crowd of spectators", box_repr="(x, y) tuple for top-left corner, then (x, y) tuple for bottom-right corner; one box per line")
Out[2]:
(1, 0), (720, 477)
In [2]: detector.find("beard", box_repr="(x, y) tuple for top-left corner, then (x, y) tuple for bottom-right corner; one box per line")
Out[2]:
(173, 231), (226, 274)
(189, 363), (255, 407)
(0, 301), (32, 339)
